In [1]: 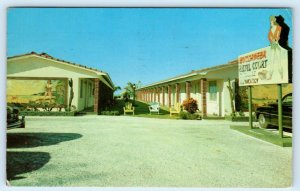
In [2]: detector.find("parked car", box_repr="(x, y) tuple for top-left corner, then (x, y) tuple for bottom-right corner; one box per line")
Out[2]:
(255, 93), (292, 129)
(7, 106), (25, 129)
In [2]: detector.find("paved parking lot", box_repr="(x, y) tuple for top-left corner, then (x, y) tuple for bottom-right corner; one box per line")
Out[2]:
(7, 116), (292, 187)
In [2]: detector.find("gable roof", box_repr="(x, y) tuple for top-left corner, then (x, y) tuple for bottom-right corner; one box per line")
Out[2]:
(8, 52), (114, 89)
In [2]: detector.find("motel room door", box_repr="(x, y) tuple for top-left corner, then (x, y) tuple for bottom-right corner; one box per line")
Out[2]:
(207, 81), (221, 116)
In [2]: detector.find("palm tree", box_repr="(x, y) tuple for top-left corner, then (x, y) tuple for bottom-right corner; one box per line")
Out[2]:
(124, 81), (141, 105)
(113, 86), (121, 95)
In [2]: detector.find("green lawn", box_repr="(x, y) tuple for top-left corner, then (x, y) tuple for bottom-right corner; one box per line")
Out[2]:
(110, 99), (180, 119)
(230, 125), (292, 147)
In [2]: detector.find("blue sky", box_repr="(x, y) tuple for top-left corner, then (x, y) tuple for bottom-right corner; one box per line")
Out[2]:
(7, 8), (293, 91)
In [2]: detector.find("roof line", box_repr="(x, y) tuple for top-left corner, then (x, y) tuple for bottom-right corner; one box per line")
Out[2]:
(138, 59), (238, 90)
(8, 51), (105, 74)
(8, 52), (115, 88)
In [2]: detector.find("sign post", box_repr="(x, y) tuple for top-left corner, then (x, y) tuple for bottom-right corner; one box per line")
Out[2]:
(277, 84), (283, 138)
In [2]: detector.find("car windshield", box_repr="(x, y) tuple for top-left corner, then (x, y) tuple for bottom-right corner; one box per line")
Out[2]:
(283, 95), (292, 106)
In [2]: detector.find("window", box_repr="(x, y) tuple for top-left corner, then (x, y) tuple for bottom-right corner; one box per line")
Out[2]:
(209, 81), (217, 101)
(194, 82), (200, 94)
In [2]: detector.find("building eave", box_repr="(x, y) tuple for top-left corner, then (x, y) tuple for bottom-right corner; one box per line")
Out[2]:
(138, 59), (238, 90)
(99, 73), (115, 90)
(139, 73), (198, 89)
(8, 52), (115, 89)
(8, 53), (107, 76)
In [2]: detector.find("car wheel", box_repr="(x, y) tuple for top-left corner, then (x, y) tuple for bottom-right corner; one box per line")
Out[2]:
(258, 113), (268, 128)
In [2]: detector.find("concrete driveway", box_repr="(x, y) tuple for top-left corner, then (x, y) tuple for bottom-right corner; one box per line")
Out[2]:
(7, 116), (292, 187)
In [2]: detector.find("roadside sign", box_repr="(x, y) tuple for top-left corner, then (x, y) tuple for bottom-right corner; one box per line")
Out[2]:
(238, 46), (289, 86)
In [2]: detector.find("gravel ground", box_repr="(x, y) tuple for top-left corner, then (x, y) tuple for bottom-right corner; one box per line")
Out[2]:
(6, 116), (292, 187)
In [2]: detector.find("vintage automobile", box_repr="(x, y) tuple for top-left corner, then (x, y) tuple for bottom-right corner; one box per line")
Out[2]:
(255, 93), (292, 129)
(7, 106), (25, 129)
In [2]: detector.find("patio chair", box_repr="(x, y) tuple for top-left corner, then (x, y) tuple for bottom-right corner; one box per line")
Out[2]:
(169, 102), (181, 116)
(123, 102), (135, 115)
(149, 102), (160, 115)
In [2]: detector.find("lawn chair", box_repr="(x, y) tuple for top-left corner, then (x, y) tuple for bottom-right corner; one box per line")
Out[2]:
(149, 102), (160, 115)
(169, 102), (181, 116)
(123, 102), (135, 115)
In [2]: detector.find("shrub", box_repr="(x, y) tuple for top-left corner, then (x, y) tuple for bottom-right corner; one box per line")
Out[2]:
(101, 110), (120, 116)
(111, 111), (120, 116)
(57, 104), (67, 112)
(182, 98), (198, 114)
(179, 111), (188, 119)
(179, 111), (200, 120)
(101, 111), (110, 115)
(187, 112), (200, 120)
(238, 111), (245, 117)
(41, 102), (56, 111)
(26, 101), (39, 111)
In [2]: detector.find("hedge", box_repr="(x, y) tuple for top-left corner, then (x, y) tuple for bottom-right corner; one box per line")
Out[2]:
(100, 110), (120, 116)
(20, 111), (76, 116)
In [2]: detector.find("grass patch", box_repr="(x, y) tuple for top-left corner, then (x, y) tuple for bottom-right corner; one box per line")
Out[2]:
(230, 125), (292, 147)
(225, 116), (249, 122)
(110, 100), (180, 119)
(202, 116), (225, 120)
(133, 100), (180, 119)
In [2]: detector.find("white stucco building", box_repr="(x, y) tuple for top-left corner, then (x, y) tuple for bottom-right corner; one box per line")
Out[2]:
(7, 52), (114, 113)
(136, 60), (239, 117)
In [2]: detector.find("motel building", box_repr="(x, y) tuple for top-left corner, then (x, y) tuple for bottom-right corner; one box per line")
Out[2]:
(7, 52), (114, 114)
(136, 44), (292, 118)
(136, 60), (239, 117)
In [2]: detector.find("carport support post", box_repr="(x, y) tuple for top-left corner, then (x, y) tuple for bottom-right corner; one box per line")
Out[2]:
(248, 86), (253, 129)
(278, 84), (283, 138)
